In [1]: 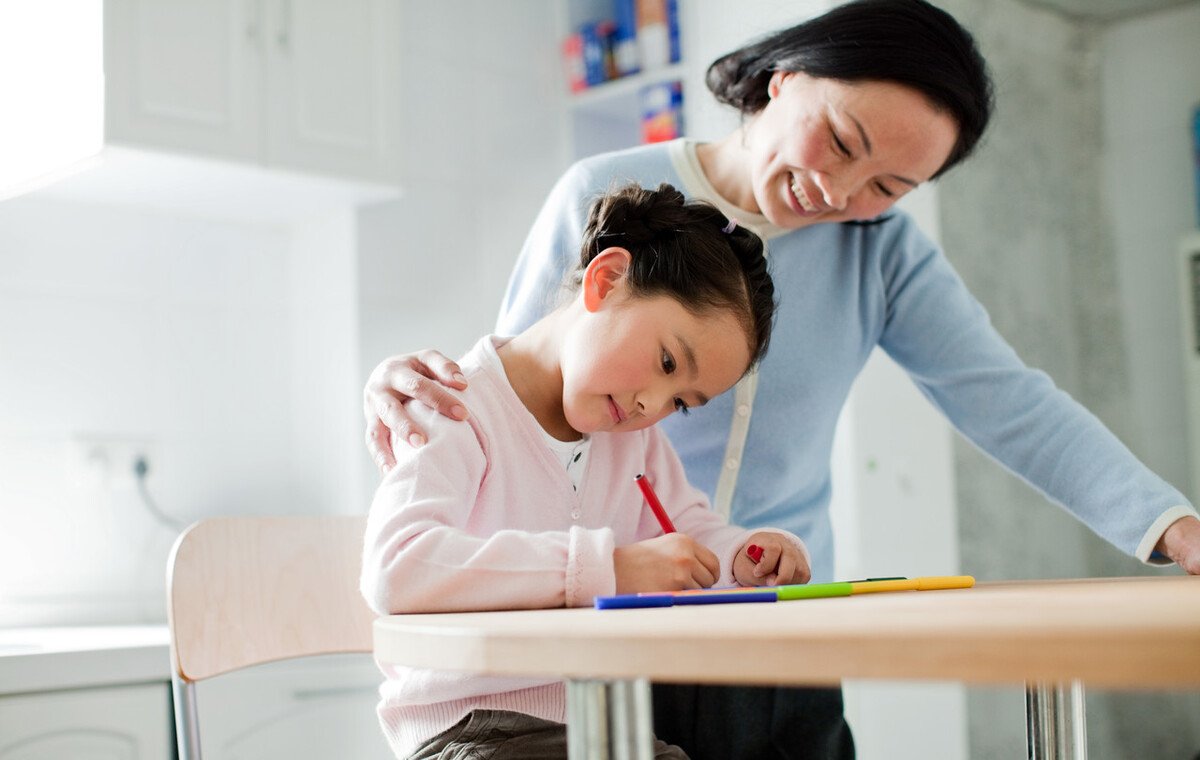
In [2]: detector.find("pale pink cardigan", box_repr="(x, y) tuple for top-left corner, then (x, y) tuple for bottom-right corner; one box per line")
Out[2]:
(360, 337), (808, 758)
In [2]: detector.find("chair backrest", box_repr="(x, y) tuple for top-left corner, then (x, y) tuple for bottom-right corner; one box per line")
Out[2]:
(167, 515), (375, 684)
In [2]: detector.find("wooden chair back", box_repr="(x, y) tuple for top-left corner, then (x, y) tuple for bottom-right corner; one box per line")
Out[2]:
(166, 515), (375, 759)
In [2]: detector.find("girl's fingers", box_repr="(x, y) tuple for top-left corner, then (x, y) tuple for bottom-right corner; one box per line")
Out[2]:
(753, 542), (781, 578)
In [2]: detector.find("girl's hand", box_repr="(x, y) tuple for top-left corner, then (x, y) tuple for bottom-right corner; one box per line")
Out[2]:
(363, 350), (470, 473)
(734, 532), (811, 587)
(613, 534), (721, 594)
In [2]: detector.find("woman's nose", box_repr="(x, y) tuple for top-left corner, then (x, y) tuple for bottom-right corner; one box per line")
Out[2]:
(814, 171), (853, 211)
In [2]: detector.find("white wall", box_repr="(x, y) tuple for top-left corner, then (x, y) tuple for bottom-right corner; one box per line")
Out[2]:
(1101, 2), (1200, 503)
(0, 2), (566, 628)
(0, 197), (355, 625)
(354, 0), (566, 487)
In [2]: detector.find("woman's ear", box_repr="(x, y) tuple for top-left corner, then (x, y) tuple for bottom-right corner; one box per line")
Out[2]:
(582, 247), (633, 313)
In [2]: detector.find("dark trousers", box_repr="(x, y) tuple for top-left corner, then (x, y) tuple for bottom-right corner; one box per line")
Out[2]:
(408, 709), (688, 759)
(652, 683), (856, 760)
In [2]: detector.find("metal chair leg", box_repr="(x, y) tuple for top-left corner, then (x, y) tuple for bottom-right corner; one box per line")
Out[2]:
(172, 675), (203, 760)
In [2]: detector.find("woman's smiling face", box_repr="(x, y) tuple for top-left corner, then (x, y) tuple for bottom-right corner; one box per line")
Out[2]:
(745, 71), (960, 229)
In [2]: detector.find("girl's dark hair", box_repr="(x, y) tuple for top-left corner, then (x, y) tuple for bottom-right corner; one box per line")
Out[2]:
(706, 0), (993, 177)
(578, 182), (775, 368)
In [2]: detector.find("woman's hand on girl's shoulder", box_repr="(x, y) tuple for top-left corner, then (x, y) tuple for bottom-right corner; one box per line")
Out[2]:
(364, 350), (470, 473)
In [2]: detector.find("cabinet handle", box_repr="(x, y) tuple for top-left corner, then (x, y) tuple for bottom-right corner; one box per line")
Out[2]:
(277, 0), (291, 51)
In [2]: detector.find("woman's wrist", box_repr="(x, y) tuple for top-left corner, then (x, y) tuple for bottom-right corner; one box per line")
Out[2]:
(1155, 515), (1200, 573)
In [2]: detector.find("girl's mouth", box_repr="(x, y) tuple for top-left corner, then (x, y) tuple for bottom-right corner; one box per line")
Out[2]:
(607, 396), (626, 424)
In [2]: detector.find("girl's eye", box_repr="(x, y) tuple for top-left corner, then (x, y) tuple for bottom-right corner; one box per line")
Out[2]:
(674, 398), (690, 415)
(875, 182), (895, 198)
(661, 349), (676, 375)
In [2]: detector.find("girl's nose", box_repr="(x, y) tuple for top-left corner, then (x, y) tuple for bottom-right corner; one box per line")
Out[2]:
(634, 390), (672, 419)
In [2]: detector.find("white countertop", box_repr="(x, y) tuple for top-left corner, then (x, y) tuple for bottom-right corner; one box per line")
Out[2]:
(0, 625), (170, 695)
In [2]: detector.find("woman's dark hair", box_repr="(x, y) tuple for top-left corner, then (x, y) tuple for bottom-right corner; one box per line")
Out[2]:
(577, 182), (775, 368)
(706, 0), (993, 177)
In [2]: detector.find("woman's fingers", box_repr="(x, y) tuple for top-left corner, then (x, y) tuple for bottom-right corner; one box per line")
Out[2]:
(362, 352), (473, 468)
(366, 418), (396, 473)
(413, 349), (469, 390)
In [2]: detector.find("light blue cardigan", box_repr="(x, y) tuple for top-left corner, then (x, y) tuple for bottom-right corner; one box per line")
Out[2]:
(497, 140), (1196, 584)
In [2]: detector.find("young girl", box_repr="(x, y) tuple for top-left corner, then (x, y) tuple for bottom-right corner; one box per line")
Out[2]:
(359, 183), (810, 760)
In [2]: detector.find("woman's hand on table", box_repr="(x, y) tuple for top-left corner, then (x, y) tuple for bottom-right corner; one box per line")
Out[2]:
(734, 533), (811, 587)
(1157, 516), (1200, 575)
(363, 350), (469, 473)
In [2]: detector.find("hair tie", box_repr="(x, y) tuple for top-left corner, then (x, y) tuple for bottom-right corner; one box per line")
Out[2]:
(722, 218), (739, 234)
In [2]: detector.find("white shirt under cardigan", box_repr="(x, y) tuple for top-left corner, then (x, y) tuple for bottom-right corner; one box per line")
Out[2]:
(360, 336), (808, 759)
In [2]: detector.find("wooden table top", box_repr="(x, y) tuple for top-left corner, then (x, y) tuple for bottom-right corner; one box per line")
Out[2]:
(373, 577), (1200, 689)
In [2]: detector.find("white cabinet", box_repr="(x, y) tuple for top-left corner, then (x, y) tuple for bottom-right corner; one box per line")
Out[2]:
(105, 0), (401, 183)
(0, 683), (173, 760)
(194, 654), (393, 760)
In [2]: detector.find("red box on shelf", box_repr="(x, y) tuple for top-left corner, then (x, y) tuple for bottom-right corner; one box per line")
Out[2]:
(640, 80), (683, 143)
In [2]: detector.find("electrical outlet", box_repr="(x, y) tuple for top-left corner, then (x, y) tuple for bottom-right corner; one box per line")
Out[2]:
(67, 434), (156, 490)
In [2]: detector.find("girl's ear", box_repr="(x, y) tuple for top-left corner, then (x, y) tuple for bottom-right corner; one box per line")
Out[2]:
(582, 247), (633, 313)
(767, 70), (792, 100)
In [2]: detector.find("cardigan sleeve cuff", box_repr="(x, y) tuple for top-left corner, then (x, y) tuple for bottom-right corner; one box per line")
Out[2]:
(565, 526), (616, 607)
(1135, 505), (1200, 565)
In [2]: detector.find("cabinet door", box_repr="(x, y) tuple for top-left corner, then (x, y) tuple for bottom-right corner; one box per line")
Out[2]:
(0, 683), (172, 760)
(195, 654), (393, 760)
(263, 0), (400, 182)
(105, 0), (263, 162)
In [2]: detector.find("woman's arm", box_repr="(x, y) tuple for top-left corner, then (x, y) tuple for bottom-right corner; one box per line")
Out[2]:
(877, 217), (1199, 570)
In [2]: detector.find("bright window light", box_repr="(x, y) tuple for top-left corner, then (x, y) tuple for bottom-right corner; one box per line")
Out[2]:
(0, 1), (104, 200)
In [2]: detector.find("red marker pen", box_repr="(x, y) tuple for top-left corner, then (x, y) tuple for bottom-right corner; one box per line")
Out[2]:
(634, 473), (676, 534)
(747, 544), (764, 564)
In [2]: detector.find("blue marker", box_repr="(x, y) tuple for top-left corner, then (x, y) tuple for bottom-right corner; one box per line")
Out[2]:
(595, 590), (776, 609)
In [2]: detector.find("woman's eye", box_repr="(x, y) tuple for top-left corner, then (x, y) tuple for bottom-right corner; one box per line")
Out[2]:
(674, 398), (690, 415)
(832, 131), (852, 158)
(661, 349), (676, 374)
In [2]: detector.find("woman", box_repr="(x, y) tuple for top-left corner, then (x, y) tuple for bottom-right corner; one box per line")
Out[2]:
(363, 1), (1200, 758)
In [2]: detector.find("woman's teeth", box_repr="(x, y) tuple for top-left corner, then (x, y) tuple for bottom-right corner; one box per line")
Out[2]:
(791, 176), (819, 213)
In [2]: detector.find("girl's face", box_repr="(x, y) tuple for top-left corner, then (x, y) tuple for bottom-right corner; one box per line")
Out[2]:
(559, 250), (752, 435)
(744, 71), (959, 229)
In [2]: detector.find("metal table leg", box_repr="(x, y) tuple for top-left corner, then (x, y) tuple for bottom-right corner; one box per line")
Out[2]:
(1026, 680), (1087, 759)
(566, 678), (654, 760)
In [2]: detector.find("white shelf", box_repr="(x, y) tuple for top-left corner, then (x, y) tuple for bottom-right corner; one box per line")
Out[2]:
(569, 63), (686, 113)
